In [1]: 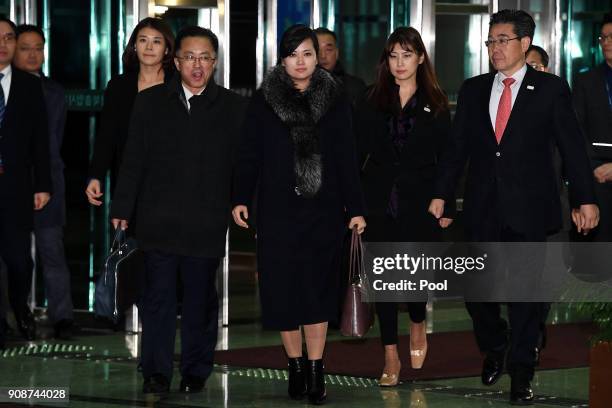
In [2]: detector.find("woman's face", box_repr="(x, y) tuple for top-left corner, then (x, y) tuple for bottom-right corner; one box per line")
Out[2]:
(282, 38), (317, 88)
(387, 42), (423, 82)
(135, 26), (167, 67)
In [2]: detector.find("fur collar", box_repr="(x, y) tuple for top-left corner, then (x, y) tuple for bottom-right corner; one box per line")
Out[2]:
(261, 66), (340, 198)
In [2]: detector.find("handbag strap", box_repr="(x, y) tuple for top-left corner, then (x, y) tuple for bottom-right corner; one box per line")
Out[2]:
(348, 227), (363, 284)
(110, 227), (126, 253)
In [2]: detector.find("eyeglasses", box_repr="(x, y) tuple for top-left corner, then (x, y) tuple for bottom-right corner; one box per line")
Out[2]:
(177, 54), (216, 65)
(0, 33), (15, 43)
(599, 34), (612, 44)
(484, 37), (520, 48)
(529, 62), (545, 71)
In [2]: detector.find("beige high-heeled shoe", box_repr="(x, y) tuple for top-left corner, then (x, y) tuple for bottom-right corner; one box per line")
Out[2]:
(410, 323), (428, 369)
(378, 361), (401, 387)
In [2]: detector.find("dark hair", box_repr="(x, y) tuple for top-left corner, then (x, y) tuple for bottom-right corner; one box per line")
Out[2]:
(175, 26), (219, 54)
(526, 45), (549, 67)
(0, 16), (16, 33)
(489, 9), (535, 44)
(277, 24), (319, 64)
(15, 24), (45, 42)
(369, 26), (448, 116)
(603, 12), (612, 26)
(123, 17), (175, 73)
(314, 27), (337, 44)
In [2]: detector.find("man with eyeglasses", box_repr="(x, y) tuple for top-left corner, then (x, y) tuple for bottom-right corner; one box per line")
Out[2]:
(430, 9), (598, 405)
(573, 12), (612, 243)
(526, 45), (549, 73)
(110, 26), (247, 396)
(0, 17), (51, 347)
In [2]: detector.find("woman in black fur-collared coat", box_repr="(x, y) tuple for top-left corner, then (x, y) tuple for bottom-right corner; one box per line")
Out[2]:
(232, 25), (366, 404)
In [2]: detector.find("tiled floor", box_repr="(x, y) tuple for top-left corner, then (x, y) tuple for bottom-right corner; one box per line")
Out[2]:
(0, 302), (592, 407)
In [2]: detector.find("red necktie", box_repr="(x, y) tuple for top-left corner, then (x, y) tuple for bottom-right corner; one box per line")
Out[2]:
(494, 77), (515, 144)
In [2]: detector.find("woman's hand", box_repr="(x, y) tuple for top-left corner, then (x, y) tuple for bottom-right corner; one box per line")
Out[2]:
(111, 218), (128, 230)
(439, 218), (453, 229)
(349, 216), (367, 234)
(232, 205), (249, 228)
(86, 178), (103, 206)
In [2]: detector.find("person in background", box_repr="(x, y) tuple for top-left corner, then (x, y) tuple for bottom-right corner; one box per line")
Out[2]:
(526, 44), (549, 72)
(14, 24), (74, 340)
(111, 26), (247, 397)
(232, 24), (366, 405)
(0, 17), (51, 342)
(429, 10), (598, 405)
(314, 27), (367, 104)
(573, 12), (612, 242)
(356, 26), (452, 386)
(85, 17), (174, 206)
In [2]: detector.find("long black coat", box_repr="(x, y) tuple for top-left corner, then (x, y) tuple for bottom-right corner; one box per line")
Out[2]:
(355, 91), (452, 242)
(233, 67), (366, 330)
(0, 68), (51, 229)
(110, 75), (247, 257)
(434, 66), (595, 240)
(35, 77), (67, 229)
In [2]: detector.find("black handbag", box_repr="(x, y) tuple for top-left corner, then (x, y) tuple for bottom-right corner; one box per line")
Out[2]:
(94, 228), (143, 322)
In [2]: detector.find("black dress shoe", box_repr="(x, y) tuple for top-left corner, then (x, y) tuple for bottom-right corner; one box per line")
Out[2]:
(307, 359), (327, 405)
(15, 308), (37, 341)
(288, 356), (307, 399)
(54, 320), (75, 340)
(481, 350), (505, 386)
(143, 373), (170, 396)
(179, 375), (205, 393)
(510, 376), (534, 405)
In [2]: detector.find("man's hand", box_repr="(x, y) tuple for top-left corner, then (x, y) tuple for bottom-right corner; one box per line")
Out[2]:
(571, 204), (599, 235)
(111, 218), (128, 230)
(349, 216), (367, 234)
(86, 178), (103, 206)
(439, 218), (453, 229)
(34, 193), (50, 210)
(232, 205), (249, 228)
(594, 163), (612, 183)
(428, 199), (445, 219)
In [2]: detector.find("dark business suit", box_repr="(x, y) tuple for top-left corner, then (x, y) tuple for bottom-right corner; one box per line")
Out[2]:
(573, 63), (612, 241)
(34, 76), (73, 324)
(434, 65), (596, 378)
(111, 74), (247, 384)
(0, 68), (51, 331)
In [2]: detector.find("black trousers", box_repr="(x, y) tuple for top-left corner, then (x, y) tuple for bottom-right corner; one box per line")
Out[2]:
(376, 302), (426, 345)
(0, 216), (33, 321)
(466, 224), (549, 379)
(141, 250), (219, 382)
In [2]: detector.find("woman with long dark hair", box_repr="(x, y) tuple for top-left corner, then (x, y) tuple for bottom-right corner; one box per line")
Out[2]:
(85, 17), (175, 204)
(232, 24), (366, 404)
(356, 26), (453, 386)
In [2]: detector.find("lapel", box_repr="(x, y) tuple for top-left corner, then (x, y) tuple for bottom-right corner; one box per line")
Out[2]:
(498, 65), (538, 146)
(480, 72), (497, 146)
(3, 68), (20, 128)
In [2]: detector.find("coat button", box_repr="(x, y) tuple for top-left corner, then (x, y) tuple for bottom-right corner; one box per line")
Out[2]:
(495, 152), (501, 157)
(294, 186), (302, 196)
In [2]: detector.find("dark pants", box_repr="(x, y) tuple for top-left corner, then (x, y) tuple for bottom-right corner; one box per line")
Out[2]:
(141, 250), (219, 383)
(466, 225), (549, 379)
(376, 302), (426, 345)
(0, 219), (33, 321)
(35, 226), (73, 323)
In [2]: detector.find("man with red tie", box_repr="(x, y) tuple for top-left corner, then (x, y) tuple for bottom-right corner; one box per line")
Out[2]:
(429, 9), (598, 405)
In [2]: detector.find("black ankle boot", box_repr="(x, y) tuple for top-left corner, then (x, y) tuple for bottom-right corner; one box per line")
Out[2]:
(307, 359), (327, 405)
(287, 357), (307, 399)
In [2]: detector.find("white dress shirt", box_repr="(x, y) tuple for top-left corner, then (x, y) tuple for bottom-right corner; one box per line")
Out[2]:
(0, 64), (12, 105)
(182, 84), (204, 111)
(489, 63), (528, 129)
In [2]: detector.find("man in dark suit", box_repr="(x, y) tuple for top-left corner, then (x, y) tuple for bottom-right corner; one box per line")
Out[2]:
(0, 17), (51, 343)
(429, 10), (598, 405)
(14, 24), (74, 340)
(573, 12), (612, 242)
(111, 26), (247, 396)
(314, 27), (366, 105)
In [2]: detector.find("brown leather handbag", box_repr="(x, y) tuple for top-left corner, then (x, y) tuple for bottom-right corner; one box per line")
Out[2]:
(340, 228), (374, 337)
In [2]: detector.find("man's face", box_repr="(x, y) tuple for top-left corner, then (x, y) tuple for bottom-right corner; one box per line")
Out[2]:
(316, 33), (338, 72)
(14, 31), (44, 74)
(600, 23), (612, 64)
(487, 23), (530, 75)
(0, 21), (16, 68)
(526, 50), (547, 72)
(174, 36), (217, 93)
